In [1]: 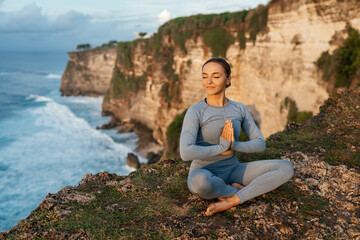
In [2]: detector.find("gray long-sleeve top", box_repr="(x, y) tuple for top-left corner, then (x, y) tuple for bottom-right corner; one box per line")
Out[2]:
(179, 98), (265, 168)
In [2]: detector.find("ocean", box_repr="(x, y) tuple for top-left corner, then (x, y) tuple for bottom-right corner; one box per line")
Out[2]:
(0, 51), (145, 231)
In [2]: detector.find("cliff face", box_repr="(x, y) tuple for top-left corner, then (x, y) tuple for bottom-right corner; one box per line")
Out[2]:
(101, 0), (360, 147)
(60, 48), (116, 96)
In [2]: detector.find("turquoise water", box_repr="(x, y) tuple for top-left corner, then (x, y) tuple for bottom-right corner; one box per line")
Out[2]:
(0, 51), (143, 231)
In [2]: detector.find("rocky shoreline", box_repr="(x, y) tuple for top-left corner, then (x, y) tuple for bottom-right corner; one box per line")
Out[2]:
(97, 118), (163, 168)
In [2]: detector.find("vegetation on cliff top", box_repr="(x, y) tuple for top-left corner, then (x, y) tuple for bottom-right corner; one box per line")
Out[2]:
(316, 27), (360, 89)
(280, 97), (313, 124)
(107, 4), (269, 104)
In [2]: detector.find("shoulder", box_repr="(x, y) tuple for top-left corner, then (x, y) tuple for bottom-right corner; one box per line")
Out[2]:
(185, 99), (207, 119)
(228, 99), (249, 115)
(187, 99), (207, 113)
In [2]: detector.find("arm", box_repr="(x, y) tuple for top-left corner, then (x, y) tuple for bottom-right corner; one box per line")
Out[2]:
(179, 107), (231, 161)
(230, 106), (266, 153)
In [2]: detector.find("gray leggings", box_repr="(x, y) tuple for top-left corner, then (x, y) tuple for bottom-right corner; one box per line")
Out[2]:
(187, 157), (294, 204)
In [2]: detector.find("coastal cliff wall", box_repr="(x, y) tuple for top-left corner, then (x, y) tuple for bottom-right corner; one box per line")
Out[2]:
(101, 0), (360, 147)
(60, 48), (116, 96)
(60, 0), (360, 149)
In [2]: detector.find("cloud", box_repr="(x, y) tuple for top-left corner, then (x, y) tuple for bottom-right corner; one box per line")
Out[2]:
(0, 3), (49, 32)
(158, 9), (170, 24)
(53, 11), (90, 31)
(0, 3), (90, 33)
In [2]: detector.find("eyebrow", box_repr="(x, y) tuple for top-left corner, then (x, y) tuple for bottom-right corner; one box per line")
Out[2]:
(202, 72), (222, 75)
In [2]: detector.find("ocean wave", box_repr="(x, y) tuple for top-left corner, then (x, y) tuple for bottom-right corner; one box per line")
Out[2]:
(60, 95), (104, 104)
(45, 73), (61, 79)
(25, 94), (53, 102)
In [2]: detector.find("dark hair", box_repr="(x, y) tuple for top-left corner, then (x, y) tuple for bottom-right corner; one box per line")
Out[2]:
(202, 57), (231, 88)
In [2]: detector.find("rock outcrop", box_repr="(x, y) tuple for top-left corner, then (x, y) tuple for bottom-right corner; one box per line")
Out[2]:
(60, 48), (116, 96)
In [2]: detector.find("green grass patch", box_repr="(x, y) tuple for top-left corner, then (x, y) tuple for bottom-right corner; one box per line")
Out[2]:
(315, 27), (360, 88)
(160, 58), (181, 103)
(283, 97), (313, 124)
(174, 30), (193, 54)
(111, 69), (147, 99)
(166, 110), (187, 156)
(203, 28), (235, 57)
(117, 41), (135, 68)
(249, 6), (268, 43)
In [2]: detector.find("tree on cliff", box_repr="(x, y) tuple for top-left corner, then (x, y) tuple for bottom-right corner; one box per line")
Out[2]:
(107, 40), (117, 47)
(76, 43), (91, 51)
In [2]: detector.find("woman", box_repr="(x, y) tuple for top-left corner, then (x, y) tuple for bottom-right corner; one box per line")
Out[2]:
(179, 57), (294, 216)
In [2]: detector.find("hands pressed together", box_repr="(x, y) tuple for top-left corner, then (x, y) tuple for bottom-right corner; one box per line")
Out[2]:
(220, 120), (235, 155)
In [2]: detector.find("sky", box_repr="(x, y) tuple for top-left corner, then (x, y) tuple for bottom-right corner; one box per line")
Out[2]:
(0, 0), (269, 52)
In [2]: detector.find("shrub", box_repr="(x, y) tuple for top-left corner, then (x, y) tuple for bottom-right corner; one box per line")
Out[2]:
(238, 30), (247, 49)
(315, 27), (360, 88)
(166, 110), (187, 155)
(284, 97), (313, 124)
(249, 6), (268, 43)
(117, 42), (134, 68)
(112, 69), (147, 99)
(203, 28), (235, 57)
(174, 30), (193, 54)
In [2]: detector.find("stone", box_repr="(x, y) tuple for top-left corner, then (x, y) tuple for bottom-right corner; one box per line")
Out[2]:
(126, 153), (140, 169)
(147, 151), (161, 164)
(346, 229), (360, 238)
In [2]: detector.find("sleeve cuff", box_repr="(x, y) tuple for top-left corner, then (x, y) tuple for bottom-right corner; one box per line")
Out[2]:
(230, 141), (235, 150)
(219, 136), (231, 149)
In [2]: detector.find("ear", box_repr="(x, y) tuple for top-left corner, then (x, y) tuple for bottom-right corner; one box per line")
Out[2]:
(226, 75), (231, 85)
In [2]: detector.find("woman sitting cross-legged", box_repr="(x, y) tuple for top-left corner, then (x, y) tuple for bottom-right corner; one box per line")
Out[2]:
(179, 57), (294, 216)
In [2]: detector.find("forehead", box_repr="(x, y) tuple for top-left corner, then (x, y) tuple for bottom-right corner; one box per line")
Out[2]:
(202, 62), (225, 74)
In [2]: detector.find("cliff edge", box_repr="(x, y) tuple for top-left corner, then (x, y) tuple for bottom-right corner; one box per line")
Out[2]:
(2, 87), (358, 239)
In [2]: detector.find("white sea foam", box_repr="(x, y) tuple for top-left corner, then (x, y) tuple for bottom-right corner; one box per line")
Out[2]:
(0, 96), (143, 231)
(45, 73), (61, 79)
(25, 94), (52, 102)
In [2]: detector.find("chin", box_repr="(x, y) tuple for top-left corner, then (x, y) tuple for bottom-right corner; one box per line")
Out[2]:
(206, 89), (224, 95)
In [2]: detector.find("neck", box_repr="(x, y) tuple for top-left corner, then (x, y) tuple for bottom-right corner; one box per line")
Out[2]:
(206, 94), (228, 107)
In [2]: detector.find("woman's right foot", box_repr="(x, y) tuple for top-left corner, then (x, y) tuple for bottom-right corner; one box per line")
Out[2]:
(205, 194), (241, 216)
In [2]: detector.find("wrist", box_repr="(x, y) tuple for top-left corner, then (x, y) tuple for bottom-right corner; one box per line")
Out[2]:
(219, 136), (231, 149)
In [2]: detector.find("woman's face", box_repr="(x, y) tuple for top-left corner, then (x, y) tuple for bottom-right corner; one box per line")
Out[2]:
(202, 62), (230, 96)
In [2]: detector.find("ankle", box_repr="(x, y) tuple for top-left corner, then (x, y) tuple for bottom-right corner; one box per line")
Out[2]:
(230, 194), (241, 205)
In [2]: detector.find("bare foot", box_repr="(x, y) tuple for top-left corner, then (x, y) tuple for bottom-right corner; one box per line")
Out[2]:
(205, 194), (241, 216)
(231, 182), (245, 191)
(216, 183), (244, 201)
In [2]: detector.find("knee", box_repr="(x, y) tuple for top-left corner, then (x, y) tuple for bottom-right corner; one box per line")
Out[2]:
(279, 160), (294, 181)
(187, 170), (213, 197)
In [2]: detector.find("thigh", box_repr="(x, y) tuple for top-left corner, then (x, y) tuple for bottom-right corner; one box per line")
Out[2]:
(228, 159), (289, 186)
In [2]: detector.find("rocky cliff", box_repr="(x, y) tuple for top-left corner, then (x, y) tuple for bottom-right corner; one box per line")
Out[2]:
(2, 87), (359, 239)
(99, 0), (360, 151)
(60, 48), (116, 96)
(58, 0), (360, 156)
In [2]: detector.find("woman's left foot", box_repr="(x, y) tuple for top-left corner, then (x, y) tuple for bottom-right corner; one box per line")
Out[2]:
(205, 194), (241, 216)
(231, 182), (244, 190)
